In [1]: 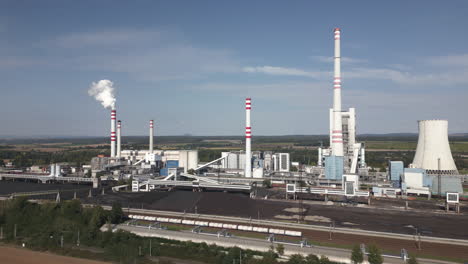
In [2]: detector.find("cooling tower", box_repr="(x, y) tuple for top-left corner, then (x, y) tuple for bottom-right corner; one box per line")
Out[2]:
(412, 120), (458, 175)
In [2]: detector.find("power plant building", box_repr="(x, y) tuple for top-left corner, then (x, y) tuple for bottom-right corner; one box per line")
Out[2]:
(319, 28), (366, 180)
(389, 161), (404, 182)
(324, 155), (343, 180)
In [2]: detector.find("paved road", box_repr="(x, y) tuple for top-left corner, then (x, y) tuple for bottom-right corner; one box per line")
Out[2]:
(116, 224), (456, 264)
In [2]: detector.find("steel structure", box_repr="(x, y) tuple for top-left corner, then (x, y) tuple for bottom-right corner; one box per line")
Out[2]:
(136, 173), (251, 191)
(0, 173), (100, 188)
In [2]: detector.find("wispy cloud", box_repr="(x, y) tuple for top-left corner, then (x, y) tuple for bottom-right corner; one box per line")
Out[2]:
(311, 55), (367, 64)
(426, 54), (468, 67)
(243, 55), (468, 87)
(242, 66), (325, 78)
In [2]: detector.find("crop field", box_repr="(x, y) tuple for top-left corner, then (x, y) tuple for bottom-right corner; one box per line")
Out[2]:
(0, 246), (111, 264)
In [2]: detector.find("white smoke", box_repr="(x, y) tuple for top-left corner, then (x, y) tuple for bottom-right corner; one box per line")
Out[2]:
(88, 79), (116, 109)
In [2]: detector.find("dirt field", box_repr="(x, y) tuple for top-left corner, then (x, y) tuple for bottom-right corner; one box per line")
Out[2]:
(0, 246), (110, 264)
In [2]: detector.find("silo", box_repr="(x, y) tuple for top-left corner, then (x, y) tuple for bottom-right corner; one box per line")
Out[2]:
(187, 150), (198, 171)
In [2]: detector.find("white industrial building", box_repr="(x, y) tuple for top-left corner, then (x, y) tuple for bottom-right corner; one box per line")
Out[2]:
(120, 149), (199, 173)
(274, 153), (290, 172)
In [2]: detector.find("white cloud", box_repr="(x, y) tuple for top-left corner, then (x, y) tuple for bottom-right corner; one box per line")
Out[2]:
(311, 56), (367, 64)
(242, 66), (326, 79)
(242, 64), (468, 86)
(426, 54), (468, 67)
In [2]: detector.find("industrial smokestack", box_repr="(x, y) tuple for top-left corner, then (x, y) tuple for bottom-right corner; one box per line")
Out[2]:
(149, 120), (154, 153)
(111, 107), (116, 158)
(245, 98), (252, 178)
(331, 28), (344, 157)
(88, 79), (117, 158)
(117, 120), (121, 158)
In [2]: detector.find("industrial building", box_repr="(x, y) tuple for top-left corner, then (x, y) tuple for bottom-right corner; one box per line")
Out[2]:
(384, 120), (463, 196)
(317, 28), (367, 180)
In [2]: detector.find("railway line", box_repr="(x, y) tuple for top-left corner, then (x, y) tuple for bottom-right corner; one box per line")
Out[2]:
(95, 205), (468, 247)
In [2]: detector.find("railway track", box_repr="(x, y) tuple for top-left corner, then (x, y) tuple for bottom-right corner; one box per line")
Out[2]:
(93, 205), (468, 247)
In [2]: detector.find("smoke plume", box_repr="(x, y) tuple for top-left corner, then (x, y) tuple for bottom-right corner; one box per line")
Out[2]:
(88, 79), (116, 109)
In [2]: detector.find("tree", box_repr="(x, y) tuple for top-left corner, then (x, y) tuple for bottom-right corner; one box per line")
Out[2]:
(319, 255), (330, 264)
(109, 202), (124, 224)
(276, 244), (285, 256)
(407, 255), (418, 264)
(351, 244), (364, 264)
(262, 179), (272, 188)
(367, 244), (383, 264)
(305, 254), (320, 264)
(288, 254), (305, 264)
(187, 169), (196, 175)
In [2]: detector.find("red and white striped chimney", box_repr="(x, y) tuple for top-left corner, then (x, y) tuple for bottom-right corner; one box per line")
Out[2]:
(110, 107), (116, 158)
(117, 120), (121, 158)
(149, 120), (154, 153)
(331, 28), (344, 157)
(245, 98), (252, 178)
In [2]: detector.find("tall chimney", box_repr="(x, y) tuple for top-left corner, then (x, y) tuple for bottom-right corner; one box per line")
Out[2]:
(110, 106), (116, 158)
(331, 28), (344, 157)
(149, 120), (154, 153)
(245, 98), (252, 178)
(117, 120), (121, 158)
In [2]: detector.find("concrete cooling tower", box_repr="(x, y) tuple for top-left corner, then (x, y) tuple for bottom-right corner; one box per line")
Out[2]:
(411, 120), (458, 175)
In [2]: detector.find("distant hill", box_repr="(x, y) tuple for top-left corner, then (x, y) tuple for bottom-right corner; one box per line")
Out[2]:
(0, 133), (467, 145)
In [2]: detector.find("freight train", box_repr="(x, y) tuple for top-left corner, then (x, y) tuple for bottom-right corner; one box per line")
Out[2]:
(128, 214), (302, 237)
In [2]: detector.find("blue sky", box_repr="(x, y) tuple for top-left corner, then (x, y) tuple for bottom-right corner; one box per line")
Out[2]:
(0, 0), (467, 137)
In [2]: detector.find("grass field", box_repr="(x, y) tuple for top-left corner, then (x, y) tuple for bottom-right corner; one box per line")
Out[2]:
(365, 141), (468, 153)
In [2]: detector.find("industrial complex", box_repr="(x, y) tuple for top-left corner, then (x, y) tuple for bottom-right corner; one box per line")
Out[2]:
(1, 28), (464, 201)
(1, 27), (467, 264)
